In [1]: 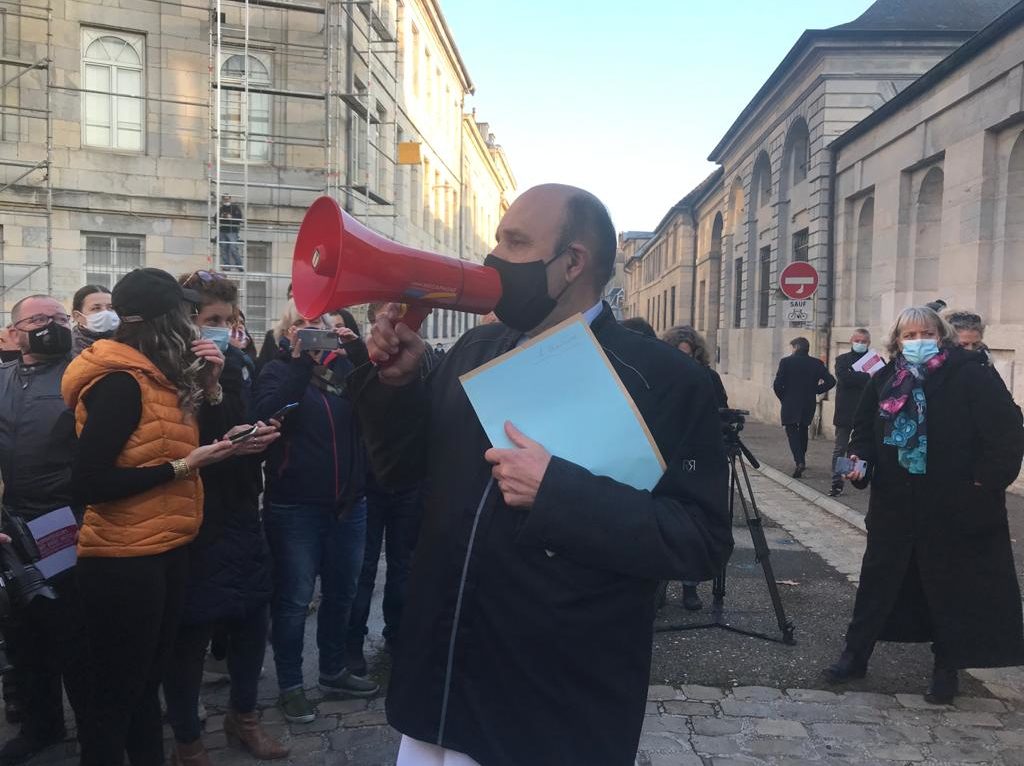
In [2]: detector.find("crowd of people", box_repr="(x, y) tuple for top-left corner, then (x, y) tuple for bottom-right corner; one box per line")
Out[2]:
(0, 271), (426, 765)
(0, 182), (1020, 766)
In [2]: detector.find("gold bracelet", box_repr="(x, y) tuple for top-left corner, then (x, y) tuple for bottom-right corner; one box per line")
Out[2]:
(171, 458), (192, 480)
(206, 385), (224, 405)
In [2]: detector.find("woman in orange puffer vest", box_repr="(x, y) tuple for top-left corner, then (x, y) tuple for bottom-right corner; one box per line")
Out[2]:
(62, 268), (237, 766)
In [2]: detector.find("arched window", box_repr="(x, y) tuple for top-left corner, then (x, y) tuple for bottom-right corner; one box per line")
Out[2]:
(784, 119), (810, 187)
(82, 31), (144, 150)
(855, 197), (874, 325)
(1003, 131), (1024, 321)
(913, 168), (944, 294)
(752, 151), (773, 209)
(220, 52), (271, 162)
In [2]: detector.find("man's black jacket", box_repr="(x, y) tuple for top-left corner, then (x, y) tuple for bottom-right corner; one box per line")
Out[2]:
(348, 303), (733, 766)
(833, 349), (871, 428)
(772, 351), (836, 426)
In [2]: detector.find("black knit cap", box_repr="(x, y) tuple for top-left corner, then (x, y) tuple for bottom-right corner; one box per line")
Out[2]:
(112, 268), (202, 323)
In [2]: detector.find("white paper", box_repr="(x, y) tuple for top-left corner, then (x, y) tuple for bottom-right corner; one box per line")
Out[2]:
(25, 506), (78, 579)
(852, 349), (886, 377)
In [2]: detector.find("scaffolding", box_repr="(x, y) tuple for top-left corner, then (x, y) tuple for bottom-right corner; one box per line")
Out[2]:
(0, 0), (53, 319)
(208, 0), (400, 332)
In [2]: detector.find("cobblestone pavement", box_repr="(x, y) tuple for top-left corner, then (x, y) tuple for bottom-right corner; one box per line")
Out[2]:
(8, 426), (1024, 764)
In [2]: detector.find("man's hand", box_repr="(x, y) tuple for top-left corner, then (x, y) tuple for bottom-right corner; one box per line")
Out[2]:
(484, 422), (552, 509)
(367, 303), (425, 386)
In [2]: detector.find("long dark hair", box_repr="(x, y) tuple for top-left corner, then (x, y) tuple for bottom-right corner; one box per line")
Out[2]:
(114, 303), (203, 412)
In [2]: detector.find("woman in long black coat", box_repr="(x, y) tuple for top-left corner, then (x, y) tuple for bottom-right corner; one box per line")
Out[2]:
(826, 306), (1024, 703)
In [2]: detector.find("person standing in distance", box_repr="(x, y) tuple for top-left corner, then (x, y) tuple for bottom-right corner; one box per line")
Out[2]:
(350, 184), (733, 766)
(830, 329), (872, 497)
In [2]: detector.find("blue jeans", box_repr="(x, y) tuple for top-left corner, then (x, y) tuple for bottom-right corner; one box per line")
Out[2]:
(219, 230), (241, 266)
(347, 478), (422, 647)
(265, 500), (367, 692)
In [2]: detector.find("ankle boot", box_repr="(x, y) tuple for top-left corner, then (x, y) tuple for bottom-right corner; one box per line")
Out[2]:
(170, 739), (212, 766)
(925, 667), (959, 705)
(823, 648), (869, 684)
(225, 709), (290, 760)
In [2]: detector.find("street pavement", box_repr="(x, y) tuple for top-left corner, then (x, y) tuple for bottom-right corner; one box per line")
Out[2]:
(6, 420), (1024, 764)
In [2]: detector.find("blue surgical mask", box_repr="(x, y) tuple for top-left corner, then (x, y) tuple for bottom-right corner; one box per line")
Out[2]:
(852, 342), (869, 354)
(200, 325), (231, 353)
(901, 338), (939, 365)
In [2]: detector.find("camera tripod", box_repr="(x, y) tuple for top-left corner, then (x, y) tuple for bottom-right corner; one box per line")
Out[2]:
(654, 429), (796, 645)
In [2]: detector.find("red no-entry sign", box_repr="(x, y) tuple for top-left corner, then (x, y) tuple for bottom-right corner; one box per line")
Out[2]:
(779, 261), (820, 299)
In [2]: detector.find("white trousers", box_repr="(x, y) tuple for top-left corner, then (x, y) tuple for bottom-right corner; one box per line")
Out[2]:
(396, 735), (482, 766)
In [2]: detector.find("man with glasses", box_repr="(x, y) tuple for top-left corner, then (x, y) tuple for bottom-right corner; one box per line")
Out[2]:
(0, 295), (88, 765)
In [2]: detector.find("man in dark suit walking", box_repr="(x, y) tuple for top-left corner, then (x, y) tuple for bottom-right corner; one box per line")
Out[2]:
(773, 336), (836, 477)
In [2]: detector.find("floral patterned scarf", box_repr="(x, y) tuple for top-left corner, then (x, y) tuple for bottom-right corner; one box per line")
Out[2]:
(877, 350), (948, 474)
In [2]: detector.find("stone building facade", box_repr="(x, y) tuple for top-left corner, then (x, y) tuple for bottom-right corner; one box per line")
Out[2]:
(623, 0), (1023, 433)
(0, 0), (515, 342)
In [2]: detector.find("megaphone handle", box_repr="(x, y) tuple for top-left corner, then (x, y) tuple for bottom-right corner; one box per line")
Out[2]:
(397, 303), (430, 333)
(374, 302), (431, 369)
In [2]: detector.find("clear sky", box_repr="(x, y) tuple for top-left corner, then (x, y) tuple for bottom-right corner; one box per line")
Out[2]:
(441, 0), (875, 232)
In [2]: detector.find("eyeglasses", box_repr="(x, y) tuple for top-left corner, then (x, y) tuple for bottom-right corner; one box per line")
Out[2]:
(12, 312), (72, 331)
(182, 269), (230, 288)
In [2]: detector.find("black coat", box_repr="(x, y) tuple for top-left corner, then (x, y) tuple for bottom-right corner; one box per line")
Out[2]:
(833, 350), (871, 428)
(349, 304), (733, 766)
(706, 366), (729, 409)
(773, 352), (836, 426)
(182, 347), (272, 625)
(846, 348), (1024, 668)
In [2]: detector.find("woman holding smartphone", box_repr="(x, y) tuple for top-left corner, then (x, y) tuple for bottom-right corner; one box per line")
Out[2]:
(253, 301), (377, 724)
(825, 306), (1024, 704)
(63, 268), (237, 765)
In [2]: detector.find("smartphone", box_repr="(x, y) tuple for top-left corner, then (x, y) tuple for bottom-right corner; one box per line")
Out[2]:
(228, 424), (259, 444)
(296, 328), (339, 352)
(270, 402), (300, 422)
(834, 456), (867, 475)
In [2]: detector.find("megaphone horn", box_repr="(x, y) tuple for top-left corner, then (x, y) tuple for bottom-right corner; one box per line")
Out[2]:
(292, 196), (501, 332)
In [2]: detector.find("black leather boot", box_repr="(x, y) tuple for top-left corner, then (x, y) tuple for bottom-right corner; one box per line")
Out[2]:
(924, 667), (959, 705)
(823, 648), (868, 684)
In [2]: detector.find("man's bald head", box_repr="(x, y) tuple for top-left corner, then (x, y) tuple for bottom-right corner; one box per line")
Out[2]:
(521, 184), (617, 289)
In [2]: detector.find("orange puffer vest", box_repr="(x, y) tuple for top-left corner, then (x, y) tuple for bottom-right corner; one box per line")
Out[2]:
(62, 339), (203, 557)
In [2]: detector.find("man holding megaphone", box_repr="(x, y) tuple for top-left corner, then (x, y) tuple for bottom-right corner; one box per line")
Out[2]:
(349, 184), (733, 766)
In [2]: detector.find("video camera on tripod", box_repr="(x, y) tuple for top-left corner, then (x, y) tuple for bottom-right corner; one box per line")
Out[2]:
(654, 406), (795, 645)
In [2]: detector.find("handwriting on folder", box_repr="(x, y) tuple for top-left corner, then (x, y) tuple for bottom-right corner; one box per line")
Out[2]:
(459, 316), (666, 491)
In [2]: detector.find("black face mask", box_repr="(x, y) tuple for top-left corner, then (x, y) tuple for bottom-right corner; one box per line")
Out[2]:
(27, 321), (72, 357)
(0, 350), (20, 363)
(484, 250), (570, 333)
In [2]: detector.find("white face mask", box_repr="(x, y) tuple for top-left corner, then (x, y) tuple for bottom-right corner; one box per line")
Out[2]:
(852, 342), (869, 354)
(84, 310), (120, 334)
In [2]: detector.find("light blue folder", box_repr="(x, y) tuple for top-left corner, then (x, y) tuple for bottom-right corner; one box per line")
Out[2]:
(459, 316), (666, 491)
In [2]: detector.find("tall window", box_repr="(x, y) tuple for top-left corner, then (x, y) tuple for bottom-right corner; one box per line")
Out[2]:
(792, 229), (809, 262)
(758, 246), (771, 327)
(662, 289), (668, 329)
(733, 257), (743, 328)
(84, 234), (144, 288)
(220, 51), (271, 162)
(242, 242), (272, 335)
(410, 25), (420, 98)
(697, 279), (707, 330)
(82, 30), (144, 151)
(670, 286), (676, 326)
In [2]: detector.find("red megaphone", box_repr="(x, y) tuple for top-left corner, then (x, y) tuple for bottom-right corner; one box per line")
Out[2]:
(292, 196), (501, 333)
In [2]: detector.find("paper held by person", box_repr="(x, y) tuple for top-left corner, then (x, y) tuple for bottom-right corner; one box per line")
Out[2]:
(459, 315), (666, 492)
